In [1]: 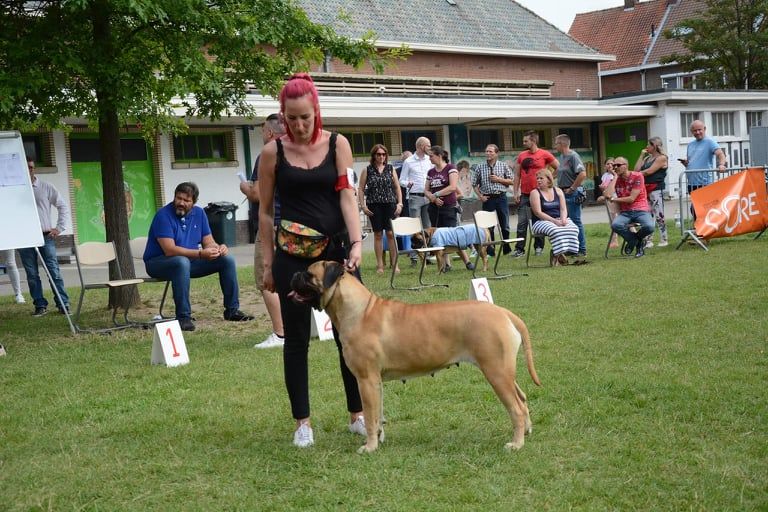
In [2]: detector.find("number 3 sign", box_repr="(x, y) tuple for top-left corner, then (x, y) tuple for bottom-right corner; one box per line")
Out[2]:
(469, 278), (494, 303)
(151, 320), (190, 367)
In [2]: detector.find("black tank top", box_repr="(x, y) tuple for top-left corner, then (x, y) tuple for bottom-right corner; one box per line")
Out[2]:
(275, 133), (345, 236)
(532, 189), (561, 221)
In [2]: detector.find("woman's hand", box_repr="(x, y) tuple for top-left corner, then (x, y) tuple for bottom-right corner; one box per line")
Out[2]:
(362, 204), (373, 217)
(345, 242), (362, 271)
(433, 195), (444, 207)
(395, 203), (402, 216)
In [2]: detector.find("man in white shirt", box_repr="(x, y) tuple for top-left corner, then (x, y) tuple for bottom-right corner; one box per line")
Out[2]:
(19, 158), (71, 317)
(399, 137), (432, 228)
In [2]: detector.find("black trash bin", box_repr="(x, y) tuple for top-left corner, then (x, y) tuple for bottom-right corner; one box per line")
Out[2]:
(204, 201), (238, 247)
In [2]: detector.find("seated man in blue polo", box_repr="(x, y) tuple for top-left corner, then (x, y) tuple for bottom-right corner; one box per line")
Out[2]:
(143, 181), (253, 331)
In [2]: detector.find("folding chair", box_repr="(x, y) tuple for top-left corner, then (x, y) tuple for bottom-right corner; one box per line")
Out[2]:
(129, 237), (172, 318)
(675, 230), (709, 251)
(73, 241), (145, 333)
(603, 202), (643, 258)
(472, 210), (527, 279)
(389, 217), (448, 290)
(525, 209), (552, 268)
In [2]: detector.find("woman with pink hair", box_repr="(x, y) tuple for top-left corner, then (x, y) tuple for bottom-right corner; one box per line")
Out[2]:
(258, 73), (365, 448)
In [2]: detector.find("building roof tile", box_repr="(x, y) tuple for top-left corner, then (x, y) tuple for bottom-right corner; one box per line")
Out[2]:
(297, 0), (604, 58)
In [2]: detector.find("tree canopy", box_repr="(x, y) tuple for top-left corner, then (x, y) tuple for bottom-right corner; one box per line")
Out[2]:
(0, 0), (405, 308)
(662, 0), (768, 89)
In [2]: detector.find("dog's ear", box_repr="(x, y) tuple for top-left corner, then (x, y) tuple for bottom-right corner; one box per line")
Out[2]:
(322, 261), (345, 291)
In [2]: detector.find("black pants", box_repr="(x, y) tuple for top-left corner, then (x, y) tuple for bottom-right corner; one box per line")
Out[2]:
(515, 194), (544, 252)
(273, 241), (362, 420)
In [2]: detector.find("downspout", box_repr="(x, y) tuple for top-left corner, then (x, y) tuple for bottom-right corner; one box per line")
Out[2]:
(242, 125), (253, 179)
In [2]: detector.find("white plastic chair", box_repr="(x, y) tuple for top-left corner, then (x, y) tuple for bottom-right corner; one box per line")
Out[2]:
(472, 210), (526, 279)
(389, 217), (448, 290)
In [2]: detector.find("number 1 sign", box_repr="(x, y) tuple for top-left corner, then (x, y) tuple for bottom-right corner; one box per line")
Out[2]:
(151, 320), (190, 367)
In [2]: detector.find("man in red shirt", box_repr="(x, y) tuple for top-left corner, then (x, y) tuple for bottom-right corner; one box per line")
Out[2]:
(602, 157), (655, 258)
(513, 131), (558, 257)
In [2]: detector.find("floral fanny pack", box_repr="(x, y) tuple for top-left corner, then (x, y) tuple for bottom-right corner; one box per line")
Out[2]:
(276, 220), (329, 259)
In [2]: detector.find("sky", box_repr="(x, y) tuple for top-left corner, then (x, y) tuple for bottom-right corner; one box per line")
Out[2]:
(515, 0), (626, 33)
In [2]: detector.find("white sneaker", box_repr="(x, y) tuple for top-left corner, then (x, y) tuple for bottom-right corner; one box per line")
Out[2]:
(658, 240), (669, 247)
(645, 240), (654, 249)
(534, 248), (543, 256)
(14, 294), (26, 304)
(348, 416), (366, 436)
(293, 422), (314, 448)
(253, 332), (284, 349)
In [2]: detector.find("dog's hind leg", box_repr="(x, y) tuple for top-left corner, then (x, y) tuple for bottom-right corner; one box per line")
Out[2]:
(480, 363), (528, 451)
(515, 382), (532, 435)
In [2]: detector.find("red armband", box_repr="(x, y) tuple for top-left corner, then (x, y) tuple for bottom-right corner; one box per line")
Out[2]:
(334, 174), (352, 191)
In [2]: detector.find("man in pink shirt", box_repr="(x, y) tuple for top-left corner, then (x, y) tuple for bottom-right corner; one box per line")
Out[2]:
(602, 157), (655, 258)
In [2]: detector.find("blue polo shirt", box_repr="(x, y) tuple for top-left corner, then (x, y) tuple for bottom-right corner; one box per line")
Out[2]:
(143, 203), (211, 261)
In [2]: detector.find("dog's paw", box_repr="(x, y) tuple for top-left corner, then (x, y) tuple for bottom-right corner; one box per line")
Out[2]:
(504, 440), (524, 451)
(357, 443), (379, 454)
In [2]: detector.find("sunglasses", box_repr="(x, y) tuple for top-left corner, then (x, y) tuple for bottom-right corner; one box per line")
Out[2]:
(375, 152), (387, 156)
(613, 162), (627, 167)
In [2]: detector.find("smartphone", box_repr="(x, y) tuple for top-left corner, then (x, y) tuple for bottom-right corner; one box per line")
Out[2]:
(237, 172), (247, 183)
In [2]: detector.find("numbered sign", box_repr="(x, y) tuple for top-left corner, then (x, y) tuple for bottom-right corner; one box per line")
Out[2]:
(151, 320), (190, 367)
(310, 308), (334, 341)
(469, 278), (494, 303)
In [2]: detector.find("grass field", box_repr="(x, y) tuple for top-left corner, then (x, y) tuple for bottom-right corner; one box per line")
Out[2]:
(1, 225), (766, 511)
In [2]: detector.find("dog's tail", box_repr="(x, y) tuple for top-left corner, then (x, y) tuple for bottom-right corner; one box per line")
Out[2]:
(508, 312), (541, 386)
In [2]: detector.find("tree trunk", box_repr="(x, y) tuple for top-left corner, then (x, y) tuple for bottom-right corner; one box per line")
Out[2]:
(92, 1), (140, 310)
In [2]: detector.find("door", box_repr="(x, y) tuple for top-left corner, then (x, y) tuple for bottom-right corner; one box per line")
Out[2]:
(603, 122), (648, 163)
(70, 136), (156, 243)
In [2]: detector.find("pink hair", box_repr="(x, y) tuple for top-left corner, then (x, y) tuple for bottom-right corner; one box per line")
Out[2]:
(279, 73), (323, 144)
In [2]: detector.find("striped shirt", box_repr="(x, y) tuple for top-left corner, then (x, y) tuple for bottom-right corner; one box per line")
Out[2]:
(472, 160), (513, 195)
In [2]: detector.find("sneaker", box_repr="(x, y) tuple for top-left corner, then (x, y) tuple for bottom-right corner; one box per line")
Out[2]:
(224, 309), (254, 322)
(635, 246), (645, 258)
(253, 332), (284, 349)
(348, 416), (367, 436)
(58, 305), (70, 315)
(658, 240), (669, 248)
(511, 249), (525, 258)
(14, 294), (25, 304)
(410, 258), (418, 267)
(623, 239), (636, 256)
(426, 256), (437, 265)
(534, 248), (543, 257)
(469, 249), (478, 259)
(178, 317), (196, 332)
(32, 307), (47, 317)
(293, 422), (314, 448)
(645, 240), (654, 249)
(465, 261), (475, 271)
(0, 344), (5, 357)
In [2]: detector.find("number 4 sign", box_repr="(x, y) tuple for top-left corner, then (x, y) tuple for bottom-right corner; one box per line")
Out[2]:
(310, 308), (334, 341)
(469, 278), (494, 303)
(151, 320), (190, 367)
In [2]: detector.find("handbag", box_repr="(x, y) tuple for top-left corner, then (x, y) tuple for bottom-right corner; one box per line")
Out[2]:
(574, 186), (587, 205)
(276, 220), (329, 258)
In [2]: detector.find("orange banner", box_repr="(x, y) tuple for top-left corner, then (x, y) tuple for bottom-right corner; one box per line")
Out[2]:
(692, 168), (768, 239)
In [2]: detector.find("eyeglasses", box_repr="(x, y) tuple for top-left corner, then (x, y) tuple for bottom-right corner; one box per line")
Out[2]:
(375, 152), (387, 156)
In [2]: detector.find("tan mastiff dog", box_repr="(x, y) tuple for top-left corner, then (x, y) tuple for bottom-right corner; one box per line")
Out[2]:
(289, 260), (541, 454)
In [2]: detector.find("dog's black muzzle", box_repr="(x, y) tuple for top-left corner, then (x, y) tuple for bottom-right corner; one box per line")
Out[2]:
(289, 270), (322, 308)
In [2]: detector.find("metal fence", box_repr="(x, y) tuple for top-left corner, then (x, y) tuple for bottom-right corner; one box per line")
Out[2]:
(675, 166), (768, 237)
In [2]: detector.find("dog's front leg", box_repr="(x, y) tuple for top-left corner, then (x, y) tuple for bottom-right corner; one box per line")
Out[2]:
(356, 374), (383, 454)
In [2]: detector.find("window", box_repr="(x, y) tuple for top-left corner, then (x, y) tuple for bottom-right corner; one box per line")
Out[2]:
(510, 129), (549, 149)
(70, 138), (148, 162)
(747, 111), (763, 136)
(680, 112), (700, 136)
(629, 124), (648, 142)
(173, 133), (227, 161)
(606, 126), (625, 144)
(400, 130), (438, 153)
(711, 112), (734, 136)
(22, 135), (44, 163)
(556, 128), (587, 148)
(338, 131), (386, 157)
(468, 129), (502, 152)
